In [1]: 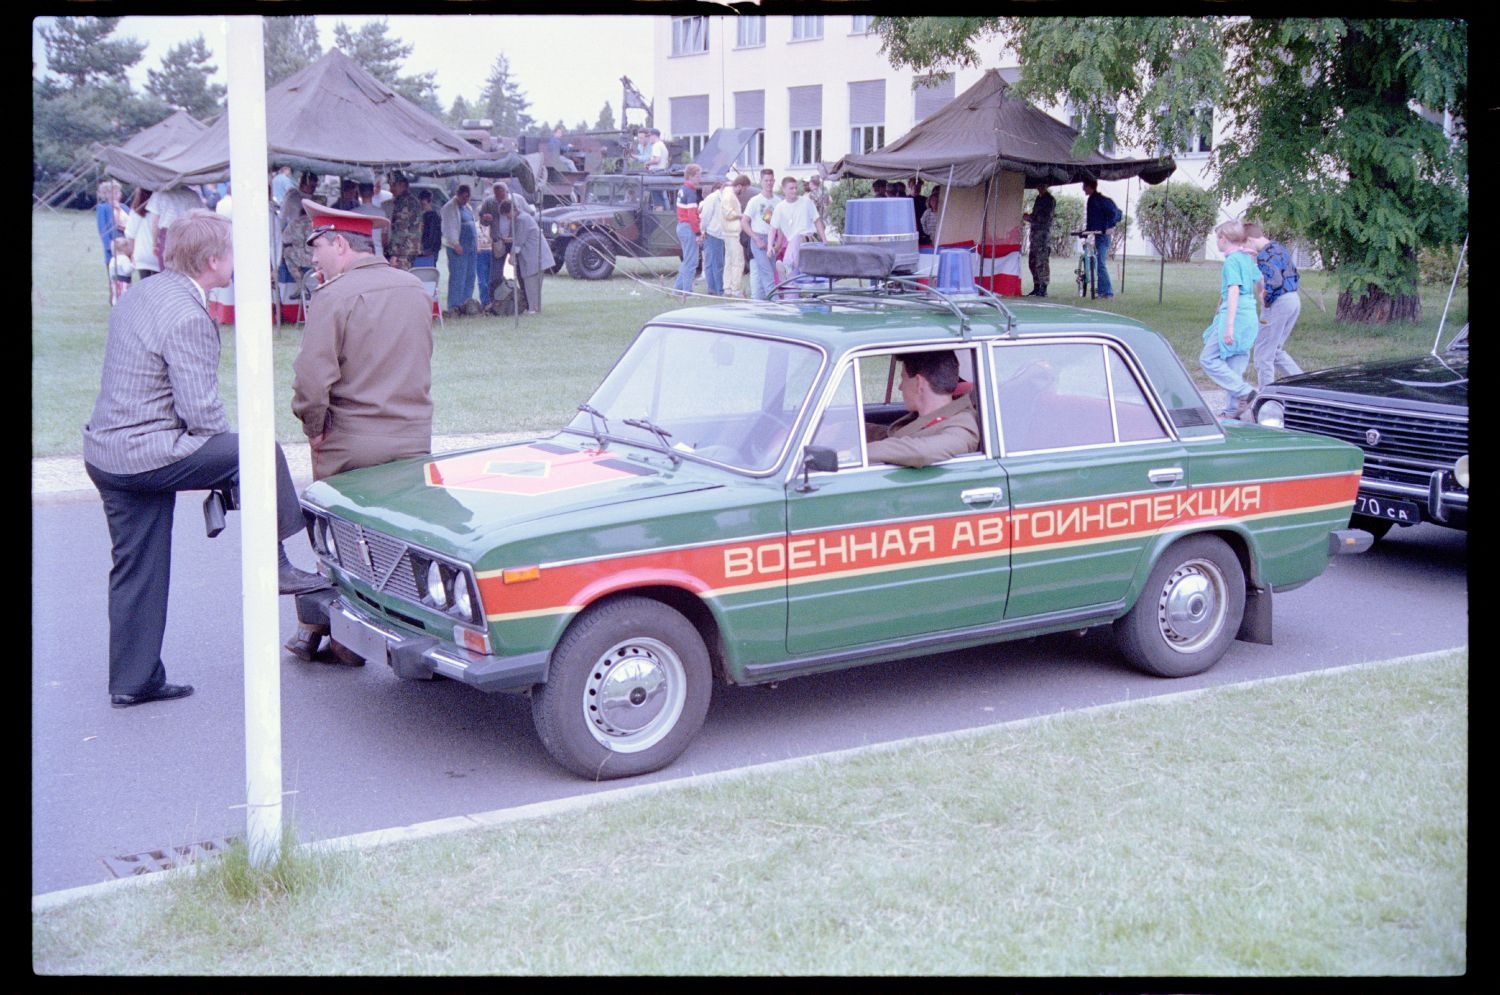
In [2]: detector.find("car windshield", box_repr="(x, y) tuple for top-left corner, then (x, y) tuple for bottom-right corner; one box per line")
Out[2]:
(584, 178), (635, 206)
(564, 325), (823, 473)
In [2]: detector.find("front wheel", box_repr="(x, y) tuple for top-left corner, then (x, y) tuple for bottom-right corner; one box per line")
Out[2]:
(531, 597), (711, 779)
(564, 232), (617, 280)
(1115, 535), (1245, 678)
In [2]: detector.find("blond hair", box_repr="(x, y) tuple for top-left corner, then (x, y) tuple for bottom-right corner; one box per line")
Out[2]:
(164, 209), (233, 276)
(1216, 220), (1247, 244)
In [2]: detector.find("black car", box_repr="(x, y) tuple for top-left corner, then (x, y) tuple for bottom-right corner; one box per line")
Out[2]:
(539, 128), (756, 280)
(1251, 324), (1468, 539)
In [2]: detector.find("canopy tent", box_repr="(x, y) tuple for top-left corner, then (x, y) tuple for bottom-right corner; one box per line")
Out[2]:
(828, 70), (1175, 295)
(98, 49), (533, 193)
(115, 109), (209, 160)
(829, 70), (1176, 189)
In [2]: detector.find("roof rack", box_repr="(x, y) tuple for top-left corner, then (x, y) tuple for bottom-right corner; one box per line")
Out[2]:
(771, 244), (1020, 338)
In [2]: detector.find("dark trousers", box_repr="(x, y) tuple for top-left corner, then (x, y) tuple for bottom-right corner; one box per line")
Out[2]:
(85, 433), (306, 695)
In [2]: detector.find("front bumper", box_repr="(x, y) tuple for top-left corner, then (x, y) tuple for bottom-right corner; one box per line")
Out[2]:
(1356, 474), (1469, 530)
(296, 589), (549, 694)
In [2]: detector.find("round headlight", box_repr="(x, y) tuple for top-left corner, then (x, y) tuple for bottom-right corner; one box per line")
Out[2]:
(426, 560), (448, 606)
(453, 577), (473, 620)
(1455, 454), (1469, 490)
(323, 522), (339, 562)
(1255, 399), (1285, 429)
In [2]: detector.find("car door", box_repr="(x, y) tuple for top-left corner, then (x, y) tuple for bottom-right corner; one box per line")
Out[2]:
(992, 338), (1189, 619)
(784, 347), (1011, 655)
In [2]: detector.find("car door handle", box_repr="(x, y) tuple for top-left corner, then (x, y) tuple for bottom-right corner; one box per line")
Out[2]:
(1148, 467), (1184, 484)
(960, 487), (1005, 505)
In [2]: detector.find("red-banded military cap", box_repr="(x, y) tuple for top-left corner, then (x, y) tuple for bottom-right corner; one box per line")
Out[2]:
(303, 200), (390, 245)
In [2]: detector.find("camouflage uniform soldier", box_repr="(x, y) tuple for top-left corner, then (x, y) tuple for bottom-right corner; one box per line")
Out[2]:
(384, 172), (423, 271)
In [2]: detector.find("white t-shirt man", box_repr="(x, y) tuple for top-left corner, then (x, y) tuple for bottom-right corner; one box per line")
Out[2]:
(648, 137), (670, 172)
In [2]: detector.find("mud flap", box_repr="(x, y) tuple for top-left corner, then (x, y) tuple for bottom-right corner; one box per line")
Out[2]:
(1237, 585), (1273, 645)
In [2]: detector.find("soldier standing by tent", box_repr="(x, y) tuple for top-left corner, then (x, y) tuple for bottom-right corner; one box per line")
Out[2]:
(1024, 183), (1056, 296)
(384, 172), (423, 270)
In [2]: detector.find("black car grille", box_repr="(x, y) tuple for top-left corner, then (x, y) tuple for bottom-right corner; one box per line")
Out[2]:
(327, 518), (421, 602)
(1281, 399), (1468, 490)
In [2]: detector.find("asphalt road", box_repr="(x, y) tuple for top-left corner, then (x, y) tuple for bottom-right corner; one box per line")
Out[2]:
(31, 490), (1468, 896)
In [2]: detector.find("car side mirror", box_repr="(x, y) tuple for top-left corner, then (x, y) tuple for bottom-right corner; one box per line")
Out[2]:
(797, 446), (839, 492)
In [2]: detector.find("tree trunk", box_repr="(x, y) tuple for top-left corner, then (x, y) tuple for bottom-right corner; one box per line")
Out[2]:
(1336, 285), (1422, 324)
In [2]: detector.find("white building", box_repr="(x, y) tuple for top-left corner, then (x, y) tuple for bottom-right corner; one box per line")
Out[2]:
(651, 13), (1244, 261)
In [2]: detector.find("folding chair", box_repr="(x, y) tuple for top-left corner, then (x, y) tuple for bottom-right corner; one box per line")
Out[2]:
(410, 265), (444, 329)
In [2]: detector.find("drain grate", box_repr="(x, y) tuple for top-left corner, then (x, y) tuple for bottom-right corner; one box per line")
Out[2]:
(102, 836), (241, 878)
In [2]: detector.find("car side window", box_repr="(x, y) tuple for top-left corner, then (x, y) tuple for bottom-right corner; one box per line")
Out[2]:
(1109, 349), (1170, 443)
(808, 364), (862, 466)
(994, 341), (1170, 453)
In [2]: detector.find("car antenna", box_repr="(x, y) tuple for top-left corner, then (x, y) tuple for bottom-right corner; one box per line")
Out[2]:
(1431, 234), (1467, 358)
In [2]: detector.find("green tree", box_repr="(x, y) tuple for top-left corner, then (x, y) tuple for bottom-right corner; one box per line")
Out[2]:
(332, 18), (440, 114)
(264, 15), (321, 86)
(1136, 182), (1218, 262)
(593, 102), (617, 132)
(447, 95), (475, 128)
(36, 16), (145, 89)
(479, 54), (535, 137)
(145, 35), (225, 121)
(875, 16), (1468, 324)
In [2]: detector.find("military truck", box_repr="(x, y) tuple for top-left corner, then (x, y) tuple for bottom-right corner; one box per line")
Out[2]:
(538, 128), (756, 280)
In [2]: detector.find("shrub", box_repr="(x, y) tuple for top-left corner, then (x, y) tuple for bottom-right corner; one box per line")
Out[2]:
(826, 178), (876, 238)
(1049, 195), (1085, 257)
(1136, 181), (1218, 262)
(1418, 243), (1469, 289)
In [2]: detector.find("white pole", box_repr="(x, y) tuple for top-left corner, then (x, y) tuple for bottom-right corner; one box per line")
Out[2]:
(225, 16), (282, 868)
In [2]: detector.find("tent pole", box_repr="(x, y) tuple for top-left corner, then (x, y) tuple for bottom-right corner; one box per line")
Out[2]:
(1158, 181), (1168, 304)
(1119, 180), (1129, 295)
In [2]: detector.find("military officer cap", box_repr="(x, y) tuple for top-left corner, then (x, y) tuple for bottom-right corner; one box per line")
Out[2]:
(304, 200), (390, 245)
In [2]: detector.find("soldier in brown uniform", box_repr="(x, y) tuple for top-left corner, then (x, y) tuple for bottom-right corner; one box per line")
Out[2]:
(384, 171), (423, 270)
(865, 351), (980, 467)
(286, 202), (435, 660)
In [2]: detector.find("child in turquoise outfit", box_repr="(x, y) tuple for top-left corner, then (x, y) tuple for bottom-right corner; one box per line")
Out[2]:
(1199, 220), (1261, 420)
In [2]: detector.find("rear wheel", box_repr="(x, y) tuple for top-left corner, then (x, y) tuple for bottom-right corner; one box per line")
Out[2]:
(1115, 535), (1245, 678)
(531, 597), (711, 779)
(564, 232), (617, 280)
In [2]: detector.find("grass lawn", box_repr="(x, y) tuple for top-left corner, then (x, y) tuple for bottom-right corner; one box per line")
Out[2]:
(32, 210), (1466, 458)
(32, 649), (1466, 976)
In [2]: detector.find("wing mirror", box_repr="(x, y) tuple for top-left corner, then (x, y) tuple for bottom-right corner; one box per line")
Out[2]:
(796, 445), (839, 492)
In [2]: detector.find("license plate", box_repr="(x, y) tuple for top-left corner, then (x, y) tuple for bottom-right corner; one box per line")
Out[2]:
(1355, 493), (1421, 524)
(329, 607), (390, 666)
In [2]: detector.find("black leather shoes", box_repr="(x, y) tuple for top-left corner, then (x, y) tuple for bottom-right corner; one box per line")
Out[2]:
(112, 682), (194, 708)
(283, 624), (329, 661)
(279, 562), (331, 595)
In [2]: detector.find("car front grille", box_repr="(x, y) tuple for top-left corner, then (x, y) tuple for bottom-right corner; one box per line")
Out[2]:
(327, 517), (422, 602)
(1281, 398), (1468, 490)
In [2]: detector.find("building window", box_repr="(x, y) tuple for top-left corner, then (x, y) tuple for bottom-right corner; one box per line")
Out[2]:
(789, 85), (822, 166)
(671, 95), (710, 161)
(850, 15), (876, 35)
(849, 79), (886, 154)
(736, 16), (765, 49)
(1185, 106), (1213, 154)
(850, 125), (885, 155)
(913, 75), (955, 122)
(735, 90), (765, 168)
(1068, 107), (1118, 155)
(791, 16), (824, 41)
(671, 16), (708, 56)
(791, 129), (823, 166)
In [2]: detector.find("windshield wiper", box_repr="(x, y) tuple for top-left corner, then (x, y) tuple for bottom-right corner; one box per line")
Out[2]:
(622, 416), (681, 465)
(576, 403), (611, 448)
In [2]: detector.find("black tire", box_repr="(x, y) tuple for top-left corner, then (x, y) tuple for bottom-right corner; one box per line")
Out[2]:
(1115, 535), (1245, 678)
(531, 597), (711, 779)
(564, 232), (616, 280)
(1350, 513), (1394, 542)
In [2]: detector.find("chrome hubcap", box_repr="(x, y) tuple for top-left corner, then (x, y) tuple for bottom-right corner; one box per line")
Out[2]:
(1155, 558), (1226, 654)
(584, 636), (686, 753)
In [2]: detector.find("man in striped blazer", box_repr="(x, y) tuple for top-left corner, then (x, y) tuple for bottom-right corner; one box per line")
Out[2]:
(83, 210), (328, 709)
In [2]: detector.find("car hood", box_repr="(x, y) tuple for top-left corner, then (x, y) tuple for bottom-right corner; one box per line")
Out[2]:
(539, 202), (633, 226)
(1267, 352), (1468, 410)
(302, 439), (726, 557)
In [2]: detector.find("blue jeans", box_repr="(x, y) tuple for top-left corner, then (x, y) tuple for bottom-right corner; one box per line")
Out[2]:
(702, 234), (725, 296)
(749, 236), (774, 300)
(675, 223), (699, 293)
(1094, 234), (1114, 297)
(445, 247), (476, 309)
(1199, 336), (1252, 414)
(476, 251), (492, 306)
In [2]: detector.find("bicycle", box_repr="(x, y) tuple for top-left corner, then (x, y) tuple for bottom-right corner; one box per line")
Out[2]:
(1070, 229), (1103, 299)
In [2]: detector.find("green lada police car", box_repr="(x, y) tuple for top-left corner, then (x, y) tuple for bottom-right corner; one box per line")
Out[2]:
(296, 247), (1369, 779)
